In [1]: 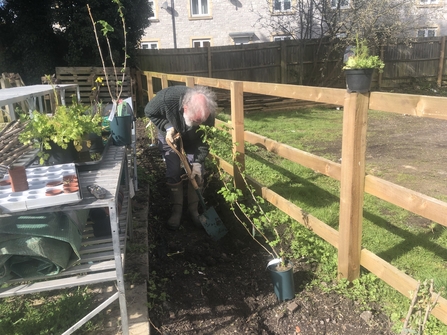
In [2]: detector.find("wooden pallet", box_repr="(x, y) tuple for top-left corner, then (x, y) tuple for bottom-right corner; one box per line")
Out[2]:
(55, 67), (136, 108)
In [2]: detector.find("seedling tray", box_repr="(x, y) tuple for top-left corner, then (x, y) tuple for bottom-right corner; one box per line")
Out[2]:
(0, 163), (82, 213)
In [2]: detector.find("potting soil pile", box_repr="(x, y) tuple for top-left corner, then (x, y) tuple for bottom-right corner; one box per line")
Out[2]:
(0, 210), (88, 283)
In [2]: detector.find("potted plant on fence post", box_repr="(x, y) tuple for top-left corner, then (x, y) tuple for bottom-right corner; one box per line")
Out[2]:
(202, 124), (295, 301)
(343, 36), (385, 93)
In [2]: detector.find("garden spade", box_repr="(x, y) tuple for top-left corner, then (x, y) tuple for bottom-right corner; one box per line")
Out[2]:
(167, 135), (228, 241)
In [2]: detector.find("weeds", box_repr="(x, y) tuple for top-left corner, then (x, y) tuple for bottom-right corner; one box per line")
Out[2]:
(147, 271), (169, 310)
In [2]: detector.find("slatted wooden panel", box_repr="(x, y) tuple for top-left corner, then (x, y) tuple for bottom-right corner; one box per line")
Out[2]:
(55, 67), (136, 108)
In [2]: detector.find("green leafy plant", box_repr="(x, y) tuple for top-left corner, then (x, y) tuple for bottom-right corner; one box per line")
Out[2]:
(343, 36), (385, 72)
(201, 124), (288, 267)
(147, 271), (169, 310)
(18, 91), (102, 165)
(145, 117), (158, 146)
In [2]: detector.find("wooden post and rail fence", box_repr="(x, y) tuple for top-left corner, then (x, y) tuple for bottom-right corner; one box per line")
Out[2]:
(143, 70), (447, 325)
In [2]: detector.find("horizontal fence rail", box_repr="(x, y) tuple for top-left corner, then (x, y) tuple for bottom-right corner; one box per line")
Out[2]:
(142, 70), (447, 325)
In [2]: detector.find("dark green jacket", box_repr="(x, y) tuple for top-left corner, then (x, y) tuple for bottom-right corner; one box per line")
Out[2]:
(144, 86), (215, 163)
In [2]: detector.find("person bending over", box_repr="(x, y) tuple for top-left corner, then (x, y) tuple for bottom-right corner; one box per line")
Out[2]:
(144, 85), (217, 230)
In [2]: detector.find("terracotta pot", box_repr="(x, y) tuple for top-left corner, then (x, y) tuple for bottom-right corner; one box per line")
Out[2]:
(64, 182), (78, 188)
(63, 175), (78, 183)
(45, 189), (63, 196)
(63, 186), (79, 193)
(46, 180), (63, 187)
(9, 166), (29, 192)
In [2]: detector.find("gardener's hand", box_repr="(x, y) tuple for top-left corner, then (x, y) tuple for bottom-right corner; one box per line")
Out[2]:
(165, 127), (176, 144)
(190, 162), (202, 181)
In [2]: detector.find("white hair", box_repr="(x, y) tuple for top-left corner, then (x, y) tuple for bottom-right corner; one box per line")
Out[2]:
(182, 86), (217, 123)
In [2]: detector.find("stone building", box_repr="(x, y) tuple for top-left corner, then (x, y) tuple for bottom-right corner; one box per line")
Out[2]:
(140, 0), (447, 50)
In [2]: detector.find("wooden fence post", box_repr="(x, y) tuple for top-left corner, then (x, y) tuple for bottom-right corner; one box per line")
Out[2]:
(280, 40), (287, 84)
(185, 76), (195, 88)
(207, 47), (212, 78)
(147, 74), (154, 101)
(337, 92), (369, 281)
(379, 45), (384, 90)
(231, 81), (245, 190)
(161, 75), (169, 89)
(437, 36), (446, 87)
(135, 70), (144, 108)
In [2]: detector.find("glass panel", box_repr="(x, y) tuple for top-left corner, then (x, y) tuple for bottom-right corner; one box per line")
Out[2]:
(417, 30), (425, 37)
(193, 41), (201, 48)
(201, 0), (208, 14)
(284, 0), (291, 10)
(274, 0), (281, 11)
(191, 0), (199, 15)
(203, 41), (210, 47)
(149, 0), (154, 17)
(428, 29), (435, 37)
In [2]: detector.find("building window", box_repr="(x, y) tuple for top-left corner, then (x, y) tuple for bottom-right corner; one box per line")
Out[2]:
(141, 42), (159, 49)
(148, 0), (156, 19)
(274, 35), (292, 41)
(331, 0), (350, 8)
(417, 28), (436, 37)
(419, 0), (438, 4)
(273, 0), (291, 12)
(229, 32), (255, 45)
(192, 39), (211, 48)
(191, 0), (209, 16)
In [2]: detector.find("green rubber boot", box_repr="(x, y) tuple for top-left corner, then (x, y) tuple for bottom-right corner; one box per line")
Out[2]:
(188, 181), (202, 227)
(166, 181), (183, 230)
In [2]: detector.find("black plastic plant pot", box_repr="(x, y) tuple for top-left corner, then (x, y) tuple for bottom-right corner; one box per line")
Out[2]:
(267, 258), (295, 301)
(45, 141), (77, 165)
(345, 68), (374, 93)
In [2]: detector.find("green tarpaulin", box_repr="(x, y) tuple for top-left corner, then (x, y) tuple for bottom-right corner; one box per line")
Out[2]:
(0, 210), (88, 283)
